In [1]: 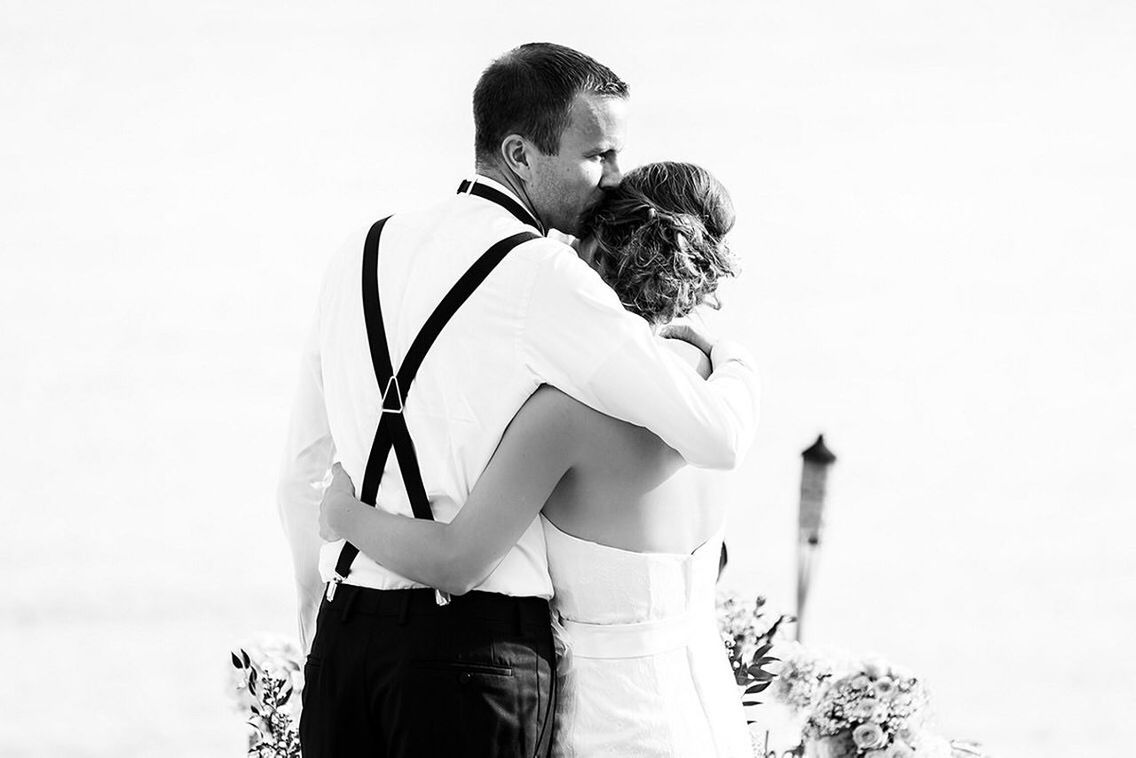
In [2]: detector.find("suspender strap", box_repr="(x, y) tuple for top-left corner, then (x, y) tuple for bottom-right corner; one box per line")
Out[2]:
(457, 179), (545, 235)
(331, 215), (539, 588)
(356, 217), (429, 519)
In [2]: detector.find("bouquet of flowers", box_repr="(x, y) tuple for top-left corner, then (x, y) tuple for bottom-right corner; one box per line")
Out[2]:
(769, 643), (834, 714)
(228, 635), (304, 758)
(772, 650), (964, 758)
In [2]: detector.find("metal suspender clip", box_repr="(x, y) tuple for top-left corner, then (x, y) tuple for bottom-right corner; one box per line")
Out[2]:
(326, 574), (345, 602)
(381, 376), (404, 414)
(435, 589), (451, 606)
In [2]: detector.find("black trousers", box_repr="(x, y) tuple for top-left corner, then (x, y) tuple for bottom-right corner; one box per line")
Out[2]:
(299, 586), (556, 758)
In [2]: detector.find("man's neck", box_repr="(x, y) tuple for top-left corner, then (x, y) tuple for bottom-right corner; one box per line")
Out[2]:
(475, 163), (540, 222)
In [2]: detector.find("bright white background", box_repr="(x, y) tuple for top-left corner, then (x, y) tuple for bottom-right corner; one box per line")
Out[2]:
(2, 1), (1133, 756)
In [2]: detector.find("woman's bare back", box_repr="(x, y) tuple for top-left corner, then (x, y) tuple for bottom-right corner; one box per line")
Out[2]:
(539, 338), (725, 554)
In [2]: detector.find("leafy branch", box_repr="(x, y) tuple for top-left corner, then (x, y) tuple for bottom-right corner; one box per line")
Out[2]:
(231, 648), (301, 758)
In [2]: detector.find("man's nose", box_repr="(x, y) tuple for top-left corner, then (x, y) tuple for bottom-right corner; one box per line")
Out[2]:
(600, 157), (623, 189)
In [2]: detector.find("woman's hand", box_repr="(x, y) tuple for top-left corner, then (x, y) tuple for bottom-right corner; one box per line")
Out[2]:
(319, 462), (358, 541)
(658, 322), (716, 357)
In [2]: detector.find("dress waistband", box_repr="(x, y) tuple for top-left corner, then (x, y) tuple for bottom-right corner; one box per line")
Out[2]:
(560, 614), (696, 659)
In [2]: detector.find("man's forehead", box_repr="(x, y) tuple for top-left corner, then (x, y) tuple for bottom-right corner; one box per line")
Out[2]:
(566, 92), (629, 149)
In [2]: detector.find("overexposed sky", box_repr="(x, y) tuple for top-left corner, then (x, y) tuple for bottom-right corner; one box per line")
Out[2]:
(2, 2), (1134, 756)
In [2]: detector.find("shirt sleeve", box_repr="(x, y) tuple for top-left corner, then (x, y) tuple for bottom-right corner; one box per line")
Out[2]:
(275, 307), (335, 651)
(518, 243), (761, 470)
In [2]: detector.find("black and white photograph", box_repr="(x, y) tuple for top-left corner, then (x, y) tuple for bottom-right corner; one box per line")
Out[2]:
(2, 2), (1132, 756)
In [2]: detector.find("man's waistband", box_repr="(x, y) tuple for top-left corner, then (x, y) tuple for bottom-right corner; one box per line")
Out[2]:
(322, 585), (550, 627)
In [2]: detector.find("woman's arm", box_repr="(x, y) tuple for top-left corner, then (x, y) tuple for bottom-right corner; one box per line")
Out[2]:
(320, 386), (581, 596)
(521, 246), (759, 470)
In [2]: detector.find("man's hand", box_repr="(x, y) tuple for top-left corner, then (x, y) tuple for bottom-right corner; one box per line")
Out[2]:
(318, 463), (357, 541)
(658, 322), (716, 357)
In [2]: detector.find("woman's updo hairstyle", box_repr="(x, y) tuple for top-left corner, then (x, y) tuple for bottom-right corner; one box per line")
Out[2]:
(584, 162), (738, 325)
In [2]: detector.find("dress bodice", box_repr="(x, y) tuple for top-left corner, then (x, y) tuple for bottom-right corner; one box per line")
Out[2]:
(542, 516), (721, 627)
(541, 516), (751, 757)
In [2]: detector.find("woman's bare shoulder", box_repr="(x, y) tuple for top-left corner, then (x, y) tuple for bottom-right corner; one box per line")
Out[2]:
(486, 386), (591, 478)
(521, 385), (596, 424)
(515, 385), (616, 444)
(507, 385), (592, 444)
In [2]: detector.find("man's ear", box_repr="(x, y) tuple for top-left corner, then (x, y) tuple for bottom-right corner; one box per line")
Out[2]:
(500, 134), (534, 182)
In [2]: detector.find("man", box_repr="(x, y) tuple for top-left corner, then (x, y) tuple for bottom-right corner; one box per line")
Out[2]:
(278, 42), (760, 757)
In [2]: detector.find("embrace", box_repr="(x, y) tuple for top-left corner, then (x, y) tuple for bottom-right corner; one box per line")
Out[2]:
(278, 42), (761, 757)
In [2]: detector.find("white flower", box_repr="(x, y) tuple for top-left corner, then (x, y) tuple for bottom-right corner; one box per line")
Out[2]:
(852, 723), (886, 750)
(851, 675), (872, 690)
(852, 697), (882, 720)
(873, 677), (897, 699)
(810, 733), (858, 758)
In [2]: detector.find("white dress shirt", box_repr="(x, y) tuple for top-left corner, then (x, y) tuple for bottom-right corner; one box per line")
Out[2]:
(277, 176), (760, 633)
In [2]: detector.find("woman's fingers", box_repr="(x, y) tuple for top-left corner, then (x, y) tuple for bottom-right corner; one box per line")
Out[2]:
(658, 323), (714, 356)
(329, 462), (356, 496)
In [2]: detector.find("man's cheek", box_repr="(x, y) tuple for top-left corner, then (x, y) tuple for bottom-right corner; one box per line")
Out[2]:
(572, 167), (598, 195)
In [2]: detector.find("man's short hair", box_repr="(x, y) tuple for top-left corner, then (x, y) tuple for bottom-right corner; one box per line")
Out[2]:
(473, 42), (629, 161)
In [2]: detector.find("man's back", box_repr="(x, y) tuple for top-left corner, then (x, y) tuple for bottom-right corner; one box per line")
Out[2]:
(315, 181), (572, 597)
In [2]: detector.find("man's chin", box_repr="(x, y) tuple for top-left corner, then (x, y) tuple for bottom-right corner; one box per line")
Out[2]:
(548, 217), (584, 238)
(565, 210), (597, 238)
(560, 222), (585, 238)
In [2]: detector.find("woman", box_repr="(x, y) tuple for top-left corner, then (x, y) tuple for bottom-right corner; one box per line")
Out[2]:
(320, 162), (753, 757)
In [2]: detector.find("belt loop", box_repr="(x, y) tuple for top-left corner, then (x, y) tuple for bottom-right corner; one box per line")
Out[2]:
(397, 592), (411, 625)
(339, 586), (358, 622)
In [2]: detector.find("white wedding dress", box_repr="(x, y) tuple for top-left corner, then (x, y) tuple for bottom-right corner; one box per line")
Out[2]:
(543, 516), (752, 758)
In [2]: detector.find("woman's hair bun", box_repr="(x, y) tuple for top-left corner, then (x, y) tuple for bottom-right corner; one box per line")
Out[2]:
(585, 162), (738, 324)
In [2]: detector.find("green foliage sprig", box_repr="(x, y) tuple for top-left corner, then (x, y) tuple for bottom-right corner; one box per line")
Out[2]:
(230, 648), (301, 758)
(716, 592), (795, 724)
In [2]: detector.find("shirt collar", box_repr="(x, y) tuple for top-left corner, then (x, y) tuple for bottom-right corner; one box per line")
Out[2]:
(469, 174), (525, 205)
(459, 174), (545, 235)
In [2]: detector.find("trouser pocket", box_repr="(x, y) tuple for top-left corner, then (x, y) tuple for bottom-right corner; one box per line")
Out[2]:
(393, 647), (546, 758)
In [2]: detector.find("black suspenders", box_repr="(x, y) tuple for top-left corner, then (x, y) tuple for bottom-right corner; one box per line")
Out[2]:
(326, 208), (539, 603)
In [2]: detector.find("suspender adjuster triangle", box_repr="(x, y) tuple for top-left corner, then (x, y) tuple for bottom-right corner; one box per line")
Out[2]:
(381, 376), (404, 414)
